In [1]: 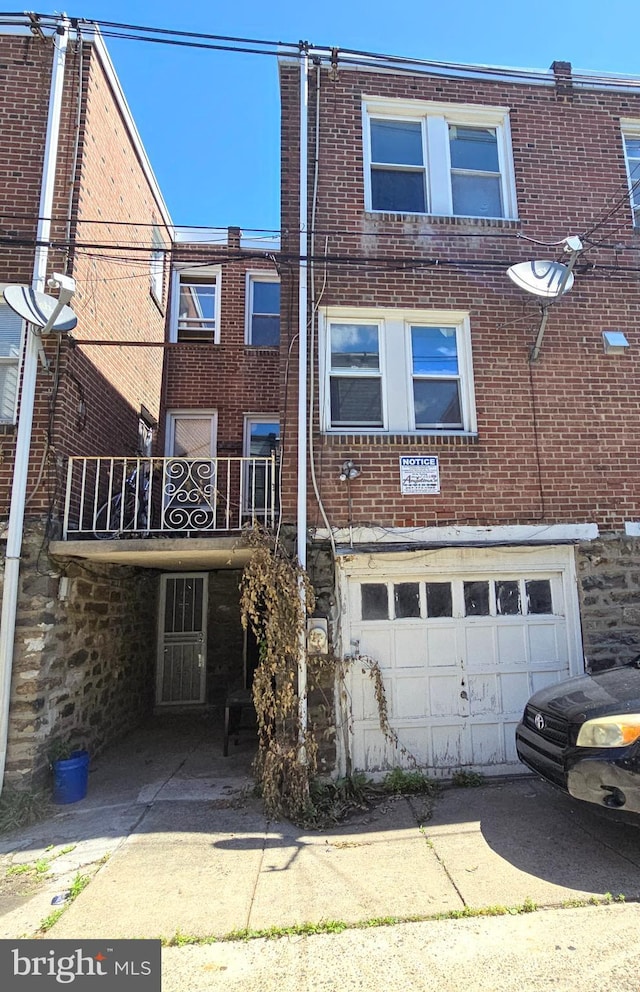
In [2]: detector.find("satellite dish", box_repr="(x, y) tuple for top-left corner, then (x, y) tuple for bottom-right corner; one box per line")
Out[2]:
(507, 260), (574, 299)
(3, 285), (77, 333)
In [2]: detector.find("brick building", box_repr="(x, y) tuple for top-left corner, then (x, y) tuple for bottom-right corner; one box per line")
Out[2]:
(4, 14), (640, 789)
(0, 14), (280, 786)
(278, 52), (640, 776)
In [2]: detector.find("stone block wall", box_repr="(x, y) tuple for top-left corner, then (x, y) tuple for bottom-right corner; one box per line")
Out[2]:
(577, 534), (640, 672)
(4, 523), (158, 786)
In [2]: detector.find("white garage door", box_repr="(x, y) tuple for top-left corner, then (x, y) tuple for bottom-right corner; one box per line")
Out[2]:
(341, 546), (582, 775)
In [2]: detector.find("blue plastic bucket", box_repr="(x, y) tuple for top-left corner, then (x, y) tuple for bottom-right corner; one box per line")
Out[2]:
(52, 750), (89, 805)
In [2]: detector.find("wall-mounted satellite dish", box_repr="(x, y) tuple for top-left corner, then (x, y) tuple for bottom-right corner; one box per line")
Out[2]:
(3, 285), (77, 333)
(506, 260), (574, 299)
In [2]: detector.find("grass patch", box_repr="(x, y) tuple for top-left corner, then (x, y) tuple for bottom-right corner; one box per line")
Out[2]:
(451, 770), (485, 788)
(0, 788), (52, 834)
(381, 768), (439, 796)
(163, 898), (577, 946)
(37, 872), (92, 933)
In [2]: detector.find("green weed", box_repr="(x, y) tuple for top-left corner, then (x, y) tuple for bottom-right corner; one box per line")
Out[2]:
(451, 770), (485, 788)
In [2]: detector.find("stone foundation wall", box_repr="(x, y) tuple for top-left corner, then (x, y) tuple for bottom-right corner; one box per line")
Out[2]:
(307, 540), (338, 774)
(577, 534), (640, 671)
(4, 524), (158, 787)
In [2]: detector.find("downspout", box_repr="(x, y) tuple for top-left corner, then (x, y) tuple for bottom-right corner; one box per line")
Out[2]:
(0, 16), (70, 791)
(297, 45), (309, 754)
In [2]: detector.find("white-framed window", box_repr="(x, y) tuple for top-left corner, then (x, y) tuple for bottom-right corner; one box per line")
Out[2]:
(165, 411), (217, 460)
(243, 416), (280, 511)
(170, 266), (221, 344)
(245, 274), (280, 346)
(150, 225), (165, 304)
(622, 122), (640, 226)
(363, 97), (517, 220)
(0, 298), (24, 423)
(320, 307), (476, 435)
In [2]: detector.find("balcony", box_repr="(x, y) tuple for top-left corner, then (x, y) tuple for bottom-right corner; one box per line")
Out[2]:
(62, 455), (277, 540)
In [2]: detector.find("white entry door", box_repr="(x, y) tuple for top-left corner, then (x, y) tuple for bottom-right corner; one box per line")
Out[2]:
(157, 573), (208, 705)
(341, 546), (582, 775)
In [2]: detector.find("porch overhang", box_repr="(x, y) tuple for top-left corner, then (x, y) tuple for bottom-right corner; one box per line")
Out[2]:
(49, 537), (252, 571)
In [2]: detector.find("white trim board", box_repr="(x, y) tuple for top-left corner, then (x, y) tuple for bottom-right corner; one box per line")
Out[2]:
(315, 524), (599, 546)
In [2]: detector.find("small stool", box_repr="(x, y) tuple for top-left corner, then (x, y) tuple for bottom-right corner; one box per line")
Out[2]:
(223, 688), (256, 756)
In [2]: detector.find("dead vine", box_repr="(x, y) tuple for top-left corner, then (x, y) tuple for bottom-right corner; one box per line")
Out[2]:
(353, 653), (420, 769)
(240, 527), (330, 820)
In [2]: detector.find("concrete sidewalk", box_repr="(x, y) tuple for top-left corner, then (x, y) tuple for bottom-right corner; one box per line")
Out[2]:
(2, 714), (640, 942)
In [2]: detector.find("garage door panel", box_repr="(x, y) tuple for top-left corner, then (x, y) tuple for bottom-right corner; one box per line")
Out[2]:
(531, 669), (565, 695)
(428, 675), (466, 717)
(432, 725), (466, 768)
(503, 721), (520, 762)
(496, 624), (528, 665)
(463, 626), (495, 668)
(468, 673), (499, 715)
(425, 626), (459, 666)
(357, 629), (393, 669)
(528, 623), (565, 664)
(393, 627), (426, 670)
(355, 727), (389, 771)
(469, 723), (503, 766)
(350, 669), (385, 721)
(395, 677), (428, 718)
(500, 672), (534, 717)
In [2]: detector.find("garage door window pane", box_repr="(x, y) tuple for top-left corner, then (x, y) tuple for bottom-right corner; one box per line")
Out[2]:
(464, 581), (490, 616)
(394, 583), (420, 618)
(426, 582), (452, 618)
(361, 584), (389, 620)
(526, 579), (553, 615)
(495, 581), (521, 616)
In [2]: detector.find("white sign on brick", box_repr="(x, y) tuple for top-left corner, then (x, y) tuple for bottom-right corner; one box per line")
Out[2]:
(399, 455), (440, 495)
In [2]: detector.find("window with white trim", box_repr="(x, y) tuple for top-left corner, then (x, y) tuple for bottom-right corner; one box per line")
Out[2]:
(363, 98), (517, 220)
(0, 300), (23, 423)
(243, 416), (280, 512)
(321, 308), (476, 435)
(170, 267), (221, 344)
(622, 124), (640, 226)
(246, 274), (280, 346)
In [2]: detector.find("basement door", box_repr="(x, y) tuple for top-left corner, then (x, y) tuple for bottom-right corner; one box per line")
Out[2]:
(340, 546), (582, 775)
(156, 573), (208, 705)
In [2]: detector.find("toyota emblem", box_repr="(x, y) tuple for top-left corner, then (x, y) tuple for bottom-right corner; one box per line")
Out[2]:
(534, 713), (545, 731)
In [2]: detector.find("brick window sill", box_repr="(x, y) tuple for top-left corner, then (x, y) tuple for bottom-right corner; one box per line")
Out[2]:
(321, 433), (479, 447)
(363, 212), (521, 231)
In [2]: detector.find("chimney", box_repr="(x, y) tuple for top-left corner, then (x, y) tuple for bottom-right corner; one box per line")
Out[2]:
(550, 60), (573, 97)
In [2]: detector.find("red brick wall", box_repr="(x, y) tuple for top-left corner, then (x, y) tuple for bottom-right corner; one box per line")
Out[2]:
(0, 32), (168, 517)
(162, 248), (280, 454)
(279, 62), (640, 533)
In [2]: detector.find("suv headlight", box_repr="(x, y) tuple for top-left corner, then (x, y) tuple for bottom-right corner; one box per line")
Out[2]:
(576, 715), (640, 748)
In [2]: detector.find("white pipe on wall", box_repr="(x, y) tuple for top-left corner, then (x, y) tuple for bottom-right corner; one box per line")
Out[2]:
(297, 48), (309, 748)
(0, 17), (70, 792)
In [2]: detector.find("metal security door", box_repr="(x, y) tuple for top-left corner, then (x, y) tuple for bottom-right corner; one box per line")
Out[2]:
(157, 573), (208, 705)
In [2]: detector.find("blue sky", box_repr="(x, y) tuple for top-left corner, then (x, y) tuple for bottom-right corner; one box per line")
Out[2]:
(70, 0), (638, 231)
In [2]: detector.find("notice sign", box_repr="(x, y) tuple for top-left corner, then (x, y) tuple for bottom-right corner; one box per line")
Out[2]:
(399, 455), (440, 495)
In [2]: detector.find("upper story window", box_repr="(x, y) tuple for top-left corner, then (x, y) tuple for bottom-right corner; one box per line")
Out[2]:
(0, 299), (23, 423)
(170, 266), (221, 344)
(246, 274), (280, 346)
(150, 225), (165, 305)
(622, 124), (640, 226)
(363, 98), (517, 220)
(320, 307), (476, 435)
